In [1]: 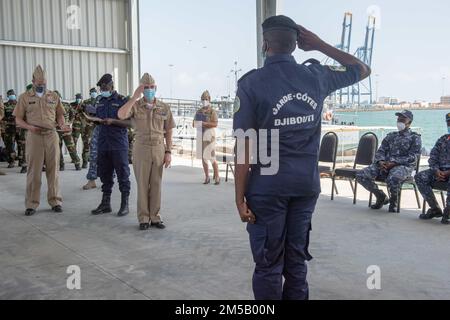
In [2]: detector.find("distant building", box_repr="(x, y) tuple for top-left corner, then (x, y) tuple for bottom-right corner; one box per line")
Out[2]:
(378, 97), (399, 105)
(440, 96), (450, 105)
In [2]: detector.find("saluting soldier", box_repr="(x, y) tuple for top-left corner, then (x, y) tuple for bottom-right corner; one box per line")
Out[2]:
(118, 73), (175, 230)
(233, 15), (370, 300)
(54, 90), (81, 171)
(13, 65), (71, 216)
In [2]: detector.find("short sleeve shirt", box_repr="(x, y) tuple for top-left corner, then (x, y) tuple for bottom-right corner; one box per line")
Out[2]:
(233, 54), (360, 197)
(13, 89), (64, 130)
(130, 99), (176, 146)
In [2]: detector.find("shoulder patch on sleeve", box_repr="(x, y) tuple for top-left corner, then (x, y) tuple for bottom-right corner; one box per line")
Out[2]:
(238, 69), (256, 83)
(233, 96), (241, 115)
(327, 65), (347, 72)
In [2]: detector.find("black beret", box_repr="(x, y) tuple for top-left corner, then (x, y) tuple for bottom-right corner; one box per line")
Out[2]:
(97, 73), (113, 87)
(7, 89), (15, 96)
(262, 15), (299, 35)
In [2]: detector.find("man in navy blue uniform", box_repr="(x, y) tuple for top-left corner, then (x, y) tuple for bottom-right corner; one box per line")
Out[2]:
(233, 15), (371, 300)
(91, 74), (132, 217)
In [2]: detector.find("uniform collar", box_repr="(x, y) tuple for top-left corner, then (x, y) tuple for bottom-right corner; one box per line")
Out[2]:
(264, 54), (297, 66)
(399, 128), (411, 136)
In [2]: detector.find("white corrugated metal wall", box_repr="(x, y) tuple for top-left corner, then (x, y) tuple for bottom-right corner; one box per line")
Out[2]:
(0, 0), (140, 100)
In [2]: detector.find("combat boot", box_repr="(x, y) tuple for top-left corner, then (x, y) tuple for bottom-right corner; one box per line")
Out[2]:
(60, 164), (65, 171)
(83, 180), (97, 190)
(91, 194), (112, 215)
(370, 190), (389, 210)
(20, 167), (27, 174)
(388, 194), (398, 213)
(75, 163), (82, 171)
(420, 207), (443, 220)
(7, 163), (15, 169)
(82, 162), (88, 169)
(442, 207), (450, 225)
(117, 194), (129, 217)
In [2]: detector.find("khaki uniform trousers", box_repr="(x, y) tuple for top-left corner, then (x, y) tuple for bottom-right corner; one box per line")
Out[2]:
(133, 140), (165, 224)
(25, 131), (62, 209)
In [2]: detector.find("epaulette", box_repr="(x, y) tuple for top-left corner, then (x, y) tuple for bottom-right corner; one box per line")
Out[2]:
(238, 69), (257, 83)
(302, 58), (321, 66)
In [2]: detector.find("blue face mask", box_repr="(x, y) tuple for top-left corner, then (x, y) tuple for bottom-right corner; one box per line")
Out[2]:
(90, 92), (98, 99)
(144, 88), (156, 101)
(101, 91), (112, 98)
(76, 99), (82, 104)
(8, 95), (16, 101)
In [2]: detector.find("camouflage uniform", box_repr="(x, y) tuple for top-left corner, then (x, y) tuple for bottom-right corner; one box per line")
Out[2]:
(80, 97), (96, 167)
(415, 134), (450, 209)
(59, 101), (81, 169)
(2, 99), (20, 166)
(87, 125), (100, 181)
(0, 99), (5, 174)
(356, 128), (422, 203)
(71, 96), (90, 166)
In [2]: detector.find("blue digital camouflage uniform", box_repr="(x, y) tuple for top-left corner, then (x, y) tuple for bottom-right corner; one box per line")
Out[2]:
(233, 54), (361, 300)
(356, 129), (422, 198)
(415, 134), (450, 208)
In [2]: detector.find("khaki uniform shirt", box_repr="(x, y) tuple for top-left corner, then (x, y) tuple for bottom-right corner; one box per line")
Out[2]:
(130, 99), (176, 147)
(14, 89), (64, 131)
(194, 107), (218, 141)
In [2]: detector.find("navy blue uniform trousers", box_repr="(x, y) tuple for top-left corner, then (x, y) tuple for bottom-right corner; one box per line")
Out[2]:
(246, 195), (318, 300)
(97, 150), (131, 196)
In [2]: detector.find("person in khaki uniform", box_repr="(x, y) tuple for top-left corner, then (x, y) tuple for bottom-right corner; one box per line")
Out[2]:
(118, 73), (175, 231)
(0, 98), (5, 175)
(14, 65), (71, 216)
(193, 90), (220, 185)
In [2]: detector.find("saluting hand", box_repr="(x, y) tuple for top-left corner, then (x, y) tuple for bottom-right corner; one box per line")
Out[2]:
(237, 202), (256, 224)
(297, 25), (324, 52)
(132, 85), (145, 101)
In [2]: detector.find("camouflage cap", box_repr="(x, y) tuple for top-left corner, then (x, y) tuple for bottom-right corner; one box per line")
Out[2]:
(395, 110), (414, 121)
(32, 65), (46, 81)
(201, 90), (211, 101)
(140, 73), (155, 86)
(54, 90), (62, 98)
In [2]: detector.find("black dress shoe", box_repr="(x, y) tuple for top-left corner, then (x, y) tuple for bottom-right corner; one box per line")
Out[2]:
(60, 165), (65, 171)
(52, 205), (63, 213)
(151, 222), (166, 229)
(139, 223), (150, 231)
(25, 209), (36, 216)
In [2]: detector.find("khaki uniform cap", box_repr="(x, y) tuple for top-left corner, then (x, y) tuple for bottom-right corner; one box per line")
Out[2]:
(140, 73), (155, 86)
(33, 65), (46, 81)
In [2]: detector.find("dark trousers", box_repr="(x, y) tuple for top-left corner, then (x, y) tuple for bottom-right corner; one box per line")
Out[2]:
(98, 150), (131, 196)
(246, 194), (318, 300)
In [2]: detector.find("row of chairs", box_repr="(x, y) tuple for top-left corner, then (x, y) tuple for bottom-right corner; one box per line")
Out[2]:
(319, 132), (447, 213)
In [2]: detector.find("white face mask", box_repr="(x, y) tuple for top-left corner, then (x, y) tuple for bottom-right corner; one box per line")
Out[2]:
(397, 122), (406, 131)
(202, 100), (210, 107)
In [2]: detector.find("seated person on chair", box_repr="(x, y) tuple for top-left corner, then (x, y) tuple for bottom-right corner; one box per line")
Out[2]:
(415, 113), (450, 225)
(356, 110), (422, 212)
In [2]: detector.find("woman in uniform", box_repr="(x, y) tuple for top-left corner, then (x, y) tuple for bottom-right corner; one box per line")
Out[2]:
(193, 90), (220, 185)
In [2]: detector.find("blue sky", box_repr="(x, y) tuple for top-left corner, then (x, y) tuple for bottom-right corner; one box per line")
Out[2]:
(140, 0), (450, 102)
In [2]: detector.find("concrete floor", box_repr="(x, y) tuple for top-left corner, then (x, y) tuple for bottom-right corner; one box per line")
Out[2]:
(0, 157), (450, 300)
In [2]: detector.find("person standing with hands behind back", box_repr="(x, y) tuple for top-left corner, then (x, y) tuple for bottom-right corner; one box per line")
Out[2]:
(118, 73), (175, 231)
(233, 16), (371, 300)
